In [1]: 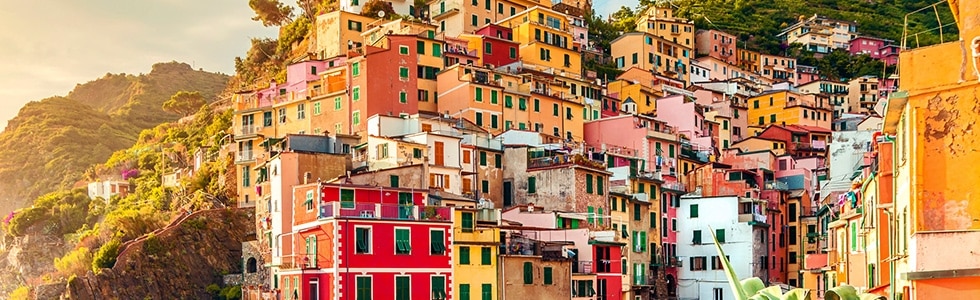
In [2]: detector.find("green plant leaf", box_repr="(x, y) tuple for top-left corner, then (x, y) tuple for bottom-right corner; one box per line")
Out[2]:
(709, 225), (748, 300)
(825, 285), (858, 300)
(757, 286), (783, 299)
(781, 288), (812, 300)
(742, 277), (767, 296)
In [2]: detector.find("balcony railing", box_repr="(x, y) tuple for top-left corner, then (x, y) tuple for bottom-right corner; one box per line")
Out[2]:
(646, 126), (678, 141)
(738, 212), (768, 225)
(661, 181), (686, 192)
(527, 154), (606, 170)
(764, 181), (789, 191)
(237, 151), (255, 163)
(573, 261), (594, 274)
(318, 202), (452, 222)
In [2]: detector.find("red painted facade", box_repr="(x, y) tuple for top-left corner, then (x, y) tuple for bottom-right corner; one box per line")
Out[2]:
(593, 243), (623, 300)
(278, 184), (453, 300)
(475, 24), (520, 68)
(349, 35), (421, 134)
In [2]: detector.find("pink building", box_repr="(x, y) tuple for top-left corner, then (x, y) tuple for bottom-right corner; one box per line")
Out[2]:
(695, 29), (737, 65)
(583, 114), (682, 177)
(656, 94), (711, 151)
(693, 87), (749, 142)
(796, 65), (820, 86)
(848, 36), (899, 66)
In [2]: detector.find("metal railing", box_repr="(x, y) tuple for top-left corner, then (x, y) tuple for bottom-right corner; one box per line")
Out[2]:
(318, 202), (452, 222)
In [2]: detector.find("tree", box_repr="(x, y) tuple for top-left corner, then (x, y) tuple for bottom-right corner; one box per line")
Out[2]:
(249, 0), (294, 27)
(162, 91), (206, 117)
(361, 0), (396, 19)
(609, 6), (637, 32)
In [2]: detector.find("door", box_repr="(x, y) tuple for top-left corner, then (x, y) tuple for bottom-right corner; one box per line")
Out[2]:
(503, 181), (513, 207)
(398, 192), (414, 219)
(434, 141), (444, 165)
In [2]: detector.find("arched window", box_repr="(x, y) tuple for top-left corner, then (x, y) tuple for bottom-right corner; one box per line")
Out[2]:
(247, 257), (257, 273)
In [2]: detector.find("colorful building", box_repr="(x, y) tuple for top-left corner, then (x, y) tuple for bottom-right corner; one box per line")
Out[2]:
(777, 14), (858, 55)
(634, 5), (695, 50)
(695, 29), (737, 65)
(278, 183), (454, 300)
(453, 207), (502, 300)
(848, 36), (899, 66)
(610, 32), (692, 86)
(497, 6), (582, 77)
(747, 90), (833, 129)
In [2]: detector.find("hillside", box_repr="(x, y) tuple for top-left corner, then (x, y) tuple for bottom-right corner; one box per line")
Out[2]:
(666, 0), (957, 54)
(0, 62), (229, 214)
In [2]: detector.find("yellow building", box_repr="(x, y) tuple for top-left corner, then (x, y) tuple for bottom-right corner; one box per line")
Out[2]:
(312, 10), (378, 59)
(497, 6), (582, 77)
(634, 5), (695, 50)
(877, 2), (980, 298)
(610, 32), (692, 86)
(453, 207), (502, 300)
(747, 90), (833, 129)
(427, 0), (548, 38)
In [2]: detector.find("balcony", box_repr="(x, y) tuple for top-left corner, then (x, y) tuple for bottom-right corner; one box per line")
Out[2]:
(573, 261), (594, 274)
(792, 141), (826, 151)
(318, 202), (452, 222)
(764, 181), (789, 191)
(527, 154), (606, 170)
(236, 150), (255, 164)
(661, 181), (686, 192)
(431, 3), (461, 20)
(646, 126), (678, 141)
(235, 126), (262, 140)
(738, 212), (767, 225)
(666, 256), (682, 267)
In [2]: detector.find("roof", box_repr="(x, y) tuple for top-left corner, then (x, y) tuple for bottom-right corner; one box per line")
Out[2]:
(786, 124), (832, 134)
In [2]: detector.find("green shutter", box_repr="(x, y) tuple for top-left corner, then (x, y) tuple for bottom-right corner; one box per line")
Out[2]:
(433, 44), (442, 57)
(491, 90), (498, 104)
(495, 154), (501, 168)
(341, 189), (355, 208)
(505, 95), (513, 108)
(396, 229), (411, 254)
(650, 212), (656, 228)
(693, 230), (702, 244)
(481, 247), (492, 265)
(598, 208), (603, 225)
(634, 204), (641, 220)
(480, 151), (487, 166)
(390, 175), (399, 187)
(476, 87), (483, 101)
(460, 246), (470, 264)
(396, 276), (411, 300)
(432, 276), (446, 299)
(460, 284), (470, 300)
(462, 212), (474, 231)
(523, 262), (533, 284)
(431, 230), (445, 254)
(691, 204), (699, 217)
(597, 176), (604, 195)
(357, 276), (372, 300)
(482, 284), (492, 300)
(716, 229), (726, 243)
(543, 267), (553, 284)
(586, 174), (594, 194)
(417, 41), (425, 54)
(356, 228), (369, 253)
(528, 177), (536, 193)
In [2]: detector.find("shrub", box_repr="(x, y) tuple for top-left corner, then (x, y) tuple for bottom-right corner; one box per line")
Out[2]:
(9, 286), (30, 299)
(55, 247), (93, 277)
(221, 285), (242, 300)
(143, 233), (164, 255)
(92, 238), (121, 273)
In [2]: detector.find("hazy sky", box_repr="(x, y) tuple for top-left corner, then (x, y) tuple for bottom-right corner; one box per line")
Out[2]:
(0, 0), (635, 129)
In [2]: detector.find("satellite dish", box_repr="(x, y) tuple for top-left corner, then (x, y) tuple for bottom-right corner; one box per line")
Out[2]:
(378, 11), (386, 18)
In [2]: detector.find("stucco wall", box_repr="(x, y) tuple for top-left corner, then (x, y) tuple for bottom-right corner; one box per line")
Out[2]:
(499, 256), (572, 300)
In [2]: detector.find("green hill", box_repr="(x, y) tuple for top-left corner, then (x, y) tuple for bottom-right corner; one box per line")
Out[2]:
(0, 62), (229, 214)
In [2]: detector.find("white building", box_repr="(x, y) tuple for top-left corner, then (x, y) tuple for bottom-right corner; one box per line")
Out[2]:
(87, 180), (130, 203)
(676, 195), (768, 300)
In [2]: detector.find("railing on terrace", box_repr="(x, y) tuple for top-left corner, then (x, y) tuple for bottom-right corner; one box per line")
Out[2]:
(237, 151), (254, 163)
(573, 261), (594, 274)
(661, 181), (686, 192)
(647, 125), (678, 141)
(318, 202), (451, 222)
(738, 212), (768, 224)
(527, 154), (605, 170)
(279, 254), (319, 270)
(764, 181), (789, 191)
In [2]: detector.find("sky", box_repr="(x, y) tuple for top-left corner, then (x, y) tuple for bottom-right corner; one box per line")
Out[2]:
(0, 0), (637, 129)
(0, 0), (278, 129)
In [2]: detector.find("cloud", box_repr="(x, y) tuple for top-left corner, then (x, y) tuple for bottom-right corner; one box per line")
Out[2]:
(0, 0), (278, 128)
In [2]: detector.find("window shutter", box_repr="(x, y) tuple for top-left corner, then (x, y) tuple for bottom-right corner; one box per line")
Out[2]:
(523, 262), (533, 284)
(481, 247), (492, 265)
(543, 267), (553, 284)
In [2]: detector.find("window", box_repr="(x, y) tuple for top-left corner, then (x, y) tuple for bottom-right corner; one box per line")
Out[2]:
(693, 230), (702, 244)
(690, 204), (699, 218)
(650, 212), (656, 228)
(459, 246), (471, 264)
(689, 256), (707, 270)
(462, 212), (474, 232)
(355, 227), (371, 254)
(395, 228), (411, 254)
(597, 176), (603, 195)
(533, 99), (540, 111)
(713, 287), (724, 300)
(353, 86), (361, 101)
(586, 174), (593, 193)
(491, 115), (498, 128)
(356, 276), (372, 300)
(348, 20), (363, 32)
(278, 108), (287, 123)
(471, 14), (478, 26)
(481, 247), (492, 265)
(544, 267), (553, 285)
(553, 103), (559, 116)
(263, 112), (273, 126)
(334, 97), (342, 110)
(475, 112), (483, 126)
(758, 116), (764, 125)
(399, 67), (409, 79)
(352, 62), (360, 76)
(633, 204), (641, 220)
(481, 284), (492, 300)
(509, 47), (516, 58)
(475, 87), (483, 102)
(770, 114), (776, 123)
(716, 229), (726, 243)
(482, 180), (489, 193)
(528, 176), (536, 193)
(313, 102), (321, 115)
(399, 45), (409, 55)
(490, 90), (498, 104)
(494, 154), (502, 168)
(523, 262), (533, 284)
(431, 276), (446, 300)
(432, 44), (442, 57)
(460, 284), (470, 300)
(431, 230), (446, 255)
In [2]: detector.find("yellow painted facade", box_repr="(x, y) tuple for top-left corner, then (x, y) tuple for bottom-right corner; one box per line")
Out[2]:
(453, 208), (501, 300)
(610, 32), (692, 86)
(498, 6), (581, 77)
(747, 91), (833, 129)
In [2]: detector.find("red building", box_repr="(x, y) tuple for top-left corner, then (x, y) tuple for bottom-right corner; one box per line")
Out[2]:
(348, 35), (424, 134)
(278, 183), (454, 300)
(848, 36), (899, 66)
(593, 241), (625, 300)
(756, 124), (831, 159)
(472, 24), (520, 68)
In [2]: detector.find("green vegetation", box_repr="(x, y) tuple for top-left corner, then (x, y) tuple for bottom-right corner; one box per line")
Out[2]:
(4, 189), (101, 237)
(0, 62), (228, 214)
(162, 91), (207, 117)
(207, 283), (243, 300)
(54, 247), (93, 278)
(143, 233), (164, 255)
(91, 237), (121, 273)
